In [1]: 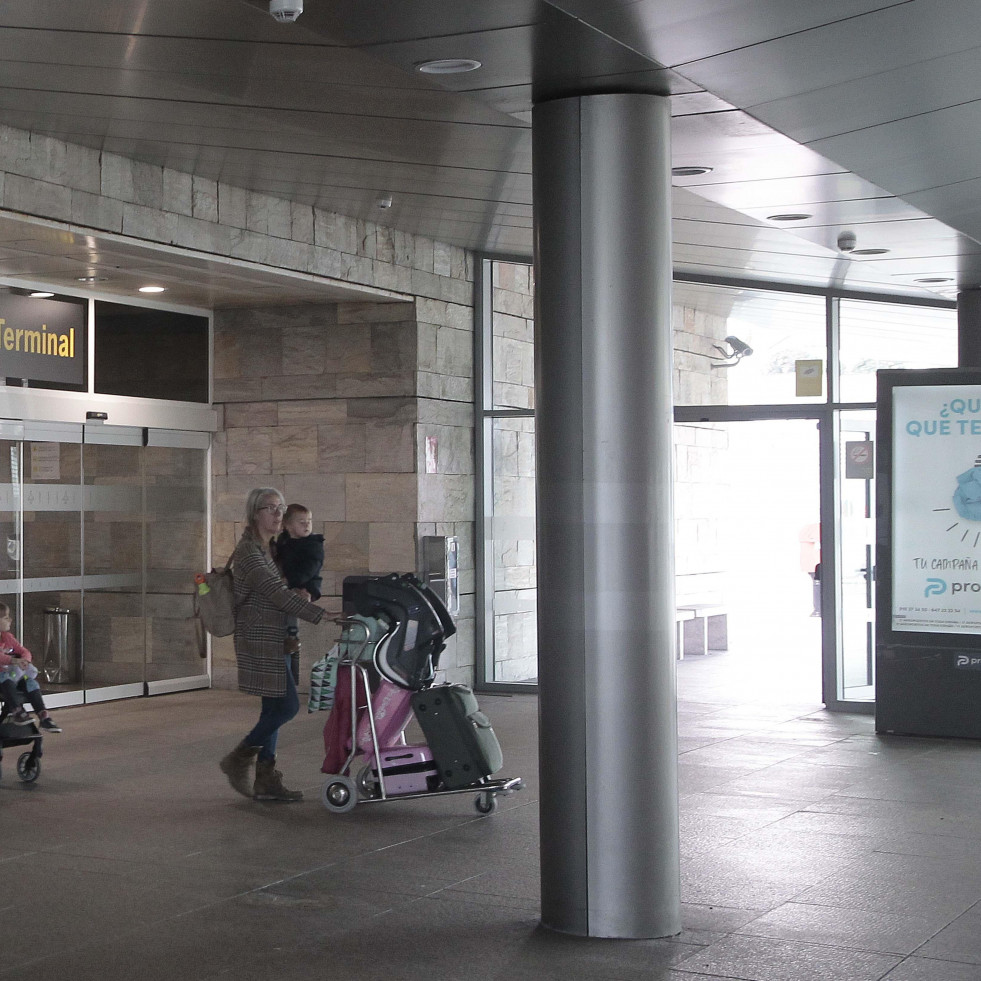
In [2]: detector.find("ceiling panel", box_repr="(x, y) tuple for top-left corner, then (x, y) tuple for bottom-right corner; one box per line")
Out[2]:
(677, 0), (981, 106)
(0, 0), (963, 306)
(543, 0), (905, 68)
(747, 46), (981, 145)
(808, 102), (981, 197)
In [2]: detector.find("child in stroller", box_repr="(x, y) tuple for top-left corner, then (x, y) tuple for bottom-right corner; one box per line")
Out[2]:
(0, 604), (62, 732)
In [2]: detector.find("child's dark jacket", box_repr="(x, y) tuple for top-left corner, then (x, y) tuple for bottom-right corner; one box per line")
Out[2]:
(274, 533), (324, 601)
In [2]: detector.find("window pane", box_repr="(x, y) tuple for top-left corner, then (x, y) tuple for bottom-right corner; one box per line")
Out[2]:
(145, 445), (208, 683)
(838, 300), (956, 403)
(674, 282), (827, 405)
(492, 261), (535, 410)
(95, 301), (209, 403)
(492, 416), (537, 682)
(837, 410), (876, 703)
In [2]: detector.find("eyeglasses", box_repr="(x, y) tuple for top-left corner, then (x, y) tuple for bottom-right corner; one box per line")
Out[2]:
(258, 504), (287, 515)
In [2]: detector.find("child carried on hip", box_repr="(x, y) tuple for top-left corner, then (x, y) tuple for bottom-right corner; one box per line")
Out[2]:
(272, 503), (324, 684)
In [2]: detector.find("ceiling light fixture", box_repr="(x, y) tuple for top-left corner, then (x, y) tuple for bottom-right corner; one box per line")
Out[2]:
(139, 285), (167, 293)
(914, 276), (952, 284)
(28, 291), (54, 298)
(851, 248), (890, 256)
(77, 276), (107, 283)
(767, 213), (813, 222)
(415, 58), (482, 74)
(672, 166), (713, 177)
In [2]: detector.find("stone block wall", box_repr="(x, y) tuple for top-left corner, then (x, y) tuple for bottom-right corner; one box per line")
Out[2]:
(212, 297), (476, 689)
(0, 122), (473, 308)
(673, 302), (730, 405)
(492, 262), (535, 410)
(0, 119), (482, 691)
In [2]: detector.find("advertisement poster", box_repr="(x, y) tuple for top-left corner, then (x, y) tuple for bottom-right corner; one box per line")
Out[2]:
(893, 384), (981, 633)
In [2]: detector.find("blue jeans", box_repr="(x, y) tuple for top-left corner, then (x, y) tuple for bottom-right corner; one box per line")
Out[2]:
(244, 657), (299, 762)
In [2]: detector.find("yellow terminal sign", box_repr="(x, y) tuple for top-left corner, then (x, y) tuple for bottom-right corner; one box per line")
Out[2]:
(0, 318), (75, 359)
(0, 294), (85, 385)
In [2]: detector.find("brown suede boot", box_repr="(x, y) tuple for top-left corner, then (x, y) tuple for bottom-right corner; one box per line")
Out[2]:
(219, 741), (260, 798)
(253, 757), (303, 802)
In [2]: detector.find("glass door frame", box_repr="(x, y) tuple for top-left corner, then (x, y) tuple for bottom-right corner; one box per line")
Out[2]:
(474, 256), (958, 708)
(0, 422), (211, 706)
(673, 401), (875, 712)
(82, 424), (211, 702)
(474, 253), (540, 693)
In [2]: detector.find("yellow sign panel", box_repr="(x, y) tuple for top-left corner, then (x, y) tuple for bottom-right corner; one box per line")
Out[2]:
(796, 359), (823, 397)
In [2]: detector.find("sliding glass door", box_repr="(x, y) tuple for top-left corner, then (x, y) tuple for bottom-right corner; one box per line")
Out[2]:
(0, 422), (208, 704)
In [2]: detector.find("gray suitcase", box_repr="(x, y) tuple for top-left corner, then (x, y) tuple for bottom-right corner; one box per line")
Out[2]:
(411, 684), (504, 789)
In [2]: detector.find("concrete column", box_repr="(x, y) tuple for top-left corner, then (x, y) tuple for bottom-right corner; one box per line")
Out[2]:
(958, 289), (981, 367)
(532, 93), (681, 939)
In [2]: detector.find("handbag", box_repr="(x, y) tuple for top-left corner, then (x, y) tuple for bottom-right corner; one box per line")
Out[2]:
(308, 647), (340, 712)
(193, 561), (236, 655)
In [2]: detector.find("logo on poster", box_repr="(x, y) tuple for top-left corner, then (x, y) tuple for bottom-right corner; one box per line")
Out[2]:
(924, 577), (981, 597)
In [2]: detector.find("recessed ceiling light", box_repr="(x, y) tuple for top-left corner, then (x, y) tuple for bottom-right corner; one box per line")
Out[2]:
(672, 166), (713, 177)
(415, 58), (482, 74)
(77, 276), (107, 283)
(767, 213), (812, 222)
(28, 291), (54, 298)
(851, 248), (890, 256)
(139, 285), (167, 293)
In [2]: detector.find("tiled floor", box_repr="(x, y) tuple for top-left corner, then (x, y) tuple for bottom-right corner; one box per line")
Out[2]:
(3, 649), (981, 980)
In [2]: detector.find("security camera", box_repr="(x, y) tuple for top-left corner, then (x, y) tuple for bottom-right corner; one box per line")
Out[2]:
(269, 0), (302, 22)
(376, 194), (393, 210)
(724, 335), (753, 358)
(837, 231), (857, 253)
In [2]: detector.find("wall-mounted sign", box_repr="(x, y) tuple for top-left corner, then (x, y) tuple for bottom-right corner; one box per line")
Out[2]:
(0, 294), (85, 386)
(845, 440), (874, 479)
(30, 442), (60, 481)
(795, 359), (823, 397)
(891, 383), (981, 634)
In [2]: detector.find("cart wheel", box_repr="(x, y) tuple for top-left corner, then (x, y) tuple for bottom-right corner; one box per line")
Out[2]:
(355, 765), (379, 799)
(474, 792), (497, 815)
(17, 753), (40, 783)
(321, 775), (358, 813)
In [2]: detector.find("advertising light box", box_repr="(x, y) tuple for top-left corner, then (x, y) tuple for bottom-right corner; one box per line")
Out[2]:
(891, 383), (981, 633)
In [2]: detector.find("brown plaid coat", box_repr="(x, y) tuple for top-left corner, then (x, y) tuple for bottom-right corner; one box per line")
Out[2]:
(232, 530), (325, 697)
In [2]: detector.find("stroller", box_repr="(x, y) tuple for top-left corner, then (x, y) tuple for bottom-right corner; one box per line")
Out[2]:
(0, 692), (43, 785)
(318, 573), (522, 814)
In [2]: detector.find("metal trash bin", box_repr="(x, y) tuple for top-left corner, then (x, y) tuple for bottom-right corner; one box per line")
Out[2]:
(42, 607), (75, 684)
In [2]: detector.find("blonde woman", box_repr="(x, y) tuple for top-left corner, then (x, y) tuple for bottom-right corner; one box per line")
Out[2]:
(219, 487), (326, 801)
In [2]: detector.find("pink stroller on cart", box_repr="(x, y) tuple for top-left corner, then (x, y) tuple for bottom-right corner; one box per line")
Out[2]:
(319, 574), (522, 814)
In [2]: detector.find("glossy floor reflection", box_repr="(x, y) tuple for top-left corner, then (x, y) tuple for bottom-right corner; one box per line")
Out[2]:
(2, 650), (981, 981)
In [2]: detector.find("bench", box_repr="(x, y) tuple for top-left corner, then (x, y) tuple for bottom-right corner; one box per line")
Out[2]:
(677, 604), (727, 657)
(675, 608), (696, 660)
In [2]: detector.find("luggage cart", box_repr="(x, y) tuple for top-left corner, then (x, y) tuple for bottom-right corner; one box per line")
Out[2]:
(320, 615), (523, 815)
